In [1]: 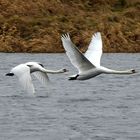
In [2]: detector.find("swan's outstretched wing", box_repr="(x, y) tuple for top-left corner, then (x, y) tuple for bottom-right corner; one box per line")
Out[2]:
(32, 71), (50, 86)
(61, 33), (95, 73)
(19, 72), (35, 94)
(84, 32), (102, 66)
(12, 64), (35, 94)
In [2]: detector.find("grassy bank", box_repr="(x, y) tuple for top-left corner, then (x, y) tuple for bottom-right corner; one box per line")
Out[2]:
(0, 0), (139, 53)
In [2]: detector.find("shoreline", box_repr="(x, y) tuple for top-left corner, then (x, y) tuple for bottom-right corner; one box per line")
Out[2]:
(0, 0), (139, 53)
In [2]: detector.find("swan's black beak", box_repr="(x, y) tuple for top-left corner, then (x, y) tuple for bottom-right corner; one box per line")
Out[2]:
(63, 69), (69, 72)
(5, 73), (14, 76)
(131, 69), (136, 73)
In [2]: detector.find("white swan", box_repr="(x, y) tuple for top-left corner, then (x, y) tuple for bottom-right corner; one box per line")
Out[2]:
(61, 32), (136, 80)
(6, 62), (67, 94)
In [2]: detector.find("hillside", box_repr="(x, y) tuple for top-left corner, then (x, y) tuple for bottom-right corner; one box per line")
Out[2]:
(0, 0), (139, 53)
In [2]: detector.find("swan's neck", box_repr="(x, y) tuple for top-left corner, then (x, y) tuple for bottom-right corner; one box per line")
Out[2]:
(45, 69), (65, 74)
(100, 66), (135, 74)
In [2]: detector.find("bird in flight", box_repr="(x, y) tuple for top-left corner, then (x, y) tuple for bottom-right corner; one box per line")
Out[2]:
(6, 62), (68, 94)
(61, 32), (136, 80)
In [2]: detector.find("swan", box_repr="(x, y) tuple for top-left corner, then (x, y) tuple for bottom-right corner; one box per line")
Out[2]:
(6, 62), (68, 94)
(61, 32), (136, 80)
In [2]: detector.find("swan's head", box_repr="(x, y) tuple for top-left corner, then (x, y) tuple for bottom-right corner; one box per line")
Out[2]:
(5, 72), (14, 76)
(27, 64), (32, 68)
(131, 69), (136, 73)
(62, 68), (69, 72)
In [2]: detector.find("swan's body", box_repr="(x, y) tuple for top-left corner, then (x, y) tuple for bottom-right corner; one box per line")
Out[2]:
(61, 32), (136, 80)
(6, 62), (67, 94)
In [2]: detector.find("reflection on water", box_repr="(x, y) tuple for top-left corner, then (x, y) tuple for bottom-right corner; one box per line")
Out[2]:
(0, 53), (140, 140)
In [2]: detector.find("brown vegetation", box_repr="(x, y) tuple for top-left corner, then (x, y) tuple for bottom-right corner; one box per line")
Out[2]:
(0, 0), (139, 53)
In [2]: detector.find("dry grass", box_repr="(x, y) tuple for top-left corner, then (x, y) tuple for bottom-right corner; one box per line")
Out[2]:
(0, 0), (139, 53)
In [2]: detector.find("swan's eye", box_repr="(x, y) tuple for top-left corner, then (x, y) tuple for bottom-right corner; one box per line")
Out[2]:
(27, 65), (32, 67)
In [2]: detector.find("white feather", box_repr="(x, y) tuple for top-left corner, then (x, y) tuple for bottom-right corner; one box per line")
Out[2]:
(33, 71), (50, 86)
(84, 32), (102, 66)
(61, 33), (94, 73)
(11, 64), (35, 94)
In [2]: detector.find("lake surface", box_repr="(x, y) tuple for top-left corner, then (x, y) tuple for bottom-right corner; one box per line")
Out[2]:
(0, 53), (140, 140)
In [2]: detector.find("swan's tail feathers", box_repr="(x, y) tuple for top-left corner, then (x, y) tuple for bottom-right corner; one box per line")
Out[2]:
(68, 74), (79, 80)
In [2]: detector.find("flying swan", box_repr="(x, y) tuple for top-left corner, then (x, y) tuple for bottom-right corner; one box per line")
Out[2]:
(61, 32), (136, 80)
(6, 62), (68, 94)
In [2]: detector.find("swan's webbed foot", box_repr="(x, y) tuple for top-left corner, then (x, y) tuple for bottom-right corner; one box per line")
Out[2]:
(68, 74), (79, 80)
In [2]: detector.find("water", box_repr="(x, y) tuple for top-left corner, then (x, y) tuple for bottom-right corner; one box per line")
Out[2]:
(0, 53), (140, 140)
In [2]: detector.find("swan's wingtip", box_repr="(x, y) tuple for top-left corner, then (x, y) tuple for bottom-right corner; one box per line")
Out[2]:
(61, 33), (70, 40)
(96, 32), (101, 35)
(95, 32), (101, 36)
(92, 32), (101, 40)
